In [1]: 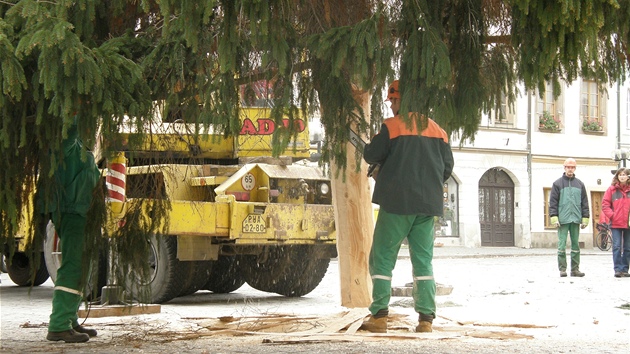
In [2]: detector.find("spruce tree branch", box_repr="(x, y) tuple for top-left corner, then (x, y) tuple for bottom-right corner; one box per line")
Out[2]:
(308, 1), (327, 32)
(235, 60), (313, 85)
(485, 35), (511, 45)
(0, 0), (17, 5)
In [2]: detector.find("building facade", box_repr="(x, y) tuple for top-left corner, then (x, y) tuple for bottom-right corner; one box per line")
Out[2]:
(437, 78), (630, 248)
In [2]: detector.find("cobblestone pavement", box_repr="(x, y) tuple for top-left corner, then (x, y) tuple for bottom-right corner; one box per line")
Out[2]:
(1, 247), (629, 353)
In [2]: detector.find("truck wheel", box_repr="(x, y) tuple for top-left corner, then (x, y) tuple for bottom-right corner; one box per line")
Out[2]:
(1, 254), (8, 273)
(126, 235), (191, 304)
(43, 221), (62, 281)
(43, 221), (107, 299)
(178, 261), (213, 297)
(242, 246), (330, 297)
(6, 252), (50, 286)
(203, 256), (245, 294)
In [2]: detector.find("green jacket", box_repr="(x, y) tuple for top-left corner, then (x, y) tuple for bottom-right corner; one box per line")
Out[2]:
(549, 173), (589, 224)
(50, 124), (101, 217)
(364, 113), (454, 215)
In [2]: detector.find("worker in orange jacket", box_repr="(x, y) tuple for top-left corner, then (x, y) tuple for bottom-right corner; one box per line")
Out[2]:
(360, 80), (454, 333)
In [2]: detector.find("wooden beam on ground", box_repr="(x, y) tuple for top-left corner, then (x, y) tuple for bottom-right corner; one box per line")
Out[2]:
(298, 308), (368, 334)
(78, 304), (161, 318)
(178, 311), (542, 343)
(344, 317), (364, 335)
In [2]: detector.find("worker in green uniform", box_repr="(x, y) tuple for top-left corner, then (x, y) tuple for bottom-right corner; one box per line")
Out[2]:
(45, 120), (101, 343)
(360, 80), (454, 333)
(549, 158), (589, 278)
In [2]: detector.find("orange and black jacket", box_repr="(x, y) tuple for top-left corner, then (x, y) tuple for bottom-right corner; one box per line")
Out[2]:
(364, 113), (454, 216)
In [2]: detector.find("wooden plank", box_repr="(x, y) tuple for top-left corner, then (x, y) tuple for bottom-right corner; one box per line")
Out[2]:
(466, 330), (534, 340)
(261, 332), (453, 344)
(331, 89), (374, 308)
(180, 311), (541, 343)
(78, 304), (161, 318)
(297, 308), (368, 334)
(344, 317), (364, 335)
(262, 334), (380, 343)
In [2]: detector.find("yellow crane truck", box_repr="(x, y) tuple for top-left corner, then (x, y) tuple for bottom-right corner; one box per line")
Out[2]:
(32, 106), (337, 304)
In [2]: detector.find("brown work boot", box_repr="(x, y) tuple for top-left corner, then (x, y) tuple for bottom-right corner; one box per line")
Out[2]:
(73, 325), (97, 337)
(559, 271), (567, 277)
(571, 270), (585, 277)
(415, 320), (433, 333)
(360, 315), (387, 333)
(46, 329), (89, 343)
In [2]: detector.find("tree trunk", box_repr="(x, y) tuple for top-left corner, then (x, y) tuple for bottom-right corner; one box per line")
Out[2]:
(332, 89), (374, 308)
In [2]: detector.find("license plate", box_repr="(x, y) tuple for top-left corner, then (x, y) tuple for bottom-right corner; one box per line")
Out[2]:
(242, 214), (266, 233)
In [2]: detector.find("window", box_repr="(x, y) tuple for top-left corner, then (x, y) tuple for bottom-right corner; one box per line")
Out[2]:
(580, 80), (606, 132)
(240, 81), (275, 108)
(543, 187), (552, 228)
(489, 93), (515, 127)
(536, 82), (563, 131)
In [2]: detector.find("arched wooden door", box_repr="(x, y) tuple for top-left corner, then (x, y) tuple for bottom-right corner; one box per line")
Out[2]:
(479, 168), (515, 247)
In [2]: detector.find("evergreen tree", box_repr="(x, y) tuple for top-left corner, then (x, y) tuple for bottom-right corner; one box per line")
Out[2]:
(1, 0), (628, 289)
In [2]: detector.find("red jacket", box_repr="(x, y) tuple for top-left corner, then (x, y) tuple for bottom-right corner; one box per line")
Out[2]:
(601, 183), (630, 229)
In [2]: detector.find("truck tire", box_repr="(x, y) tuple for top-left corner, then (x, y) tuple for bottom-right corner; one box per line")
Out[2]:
(126, 235), (191, 304)
(1, 254), (8, 273)
(202, 256), (245, 294)
(178, 261), (213, 297)
(43, 221), (62, 281)
(6, 252), (50, 286)
(43, 221), (107, 299)
(242, 245), (330, 297)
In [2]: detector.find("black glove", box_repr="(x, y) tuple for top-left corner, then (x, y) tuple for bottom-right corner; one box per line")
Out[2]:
(367, 164), (380, 180)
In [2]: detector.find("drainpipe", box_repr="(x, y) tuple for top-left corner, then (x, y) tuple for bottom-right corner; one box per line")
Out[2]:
(527, 91), (532, 247)
(618, 81), (623, 167)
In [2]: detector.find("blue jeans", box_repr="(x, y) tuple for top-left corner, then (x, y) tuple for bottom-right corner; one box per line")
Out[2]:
(611, 228), (630, 273)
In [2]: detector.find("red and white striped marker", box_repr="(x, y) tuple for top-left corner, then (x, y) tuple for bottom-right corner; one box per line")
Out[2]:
(106, 153), (126, 207)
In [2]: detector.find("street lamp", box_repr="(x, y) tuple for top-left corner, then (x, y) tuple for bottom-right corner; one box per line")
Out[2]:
(612, 148), (629, 169)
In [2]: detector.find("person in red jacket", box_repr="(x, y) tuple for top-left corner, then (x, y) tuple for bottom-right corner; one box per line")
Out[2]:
(601, 168), (630, 278)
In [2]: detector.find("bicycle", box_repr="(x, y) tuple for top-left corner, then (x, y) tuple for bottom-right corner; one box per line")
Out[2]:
(595, 222), (612, 251)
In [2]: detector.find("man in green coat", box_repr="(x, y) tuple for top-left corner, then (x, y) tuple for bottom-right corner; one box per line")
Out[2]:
(46, 121), (101, 343)
(549, 158), (590, 278)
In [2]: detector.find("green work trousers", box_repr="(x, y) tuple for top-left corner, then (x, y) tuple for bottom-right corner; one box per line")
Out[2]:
(49, 213), (86, 332)
(369, 209), (436, 317)
(557, 222), (581, 272)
